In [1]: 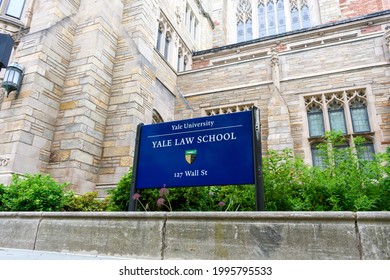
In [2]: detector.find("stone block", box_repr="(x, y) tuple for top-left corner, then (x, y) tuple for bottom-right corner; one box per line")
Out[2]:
(50, 150), (71, 162)
(0, 213), (41, 250)
(164, 212), (359, 260)
(103, 146), (130, 157)
(357, 212), (390, 260)
(34, 212), (166, 259)
(60, 101), (78, 110)
(70, 150), (94, 165)
(120, 156), (132, 167)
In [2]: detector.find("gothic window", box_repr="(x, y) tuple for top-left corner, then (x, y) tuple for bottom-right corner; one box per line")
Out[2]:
(190, 13), (193, 33)
(184, 2), (199, 42)
(177, 49), (182, 72)
(194, 20), (198, 40)
(157, 11), (192, 71)
(164, 31), (171, 60)
(235, 0), (314, 42)
(277, 0), (286, 33)
(357, 142), (375, 161)
(185, 5), (189, 26)
(307, 105), (324, 137)
(183, 55), (188, 71)
(305, 88), (375, 166)
(237, 0), (253, 43)
(267, 0), (276, 35)
(258, 2), (266, 37)
(311, 144), (325, 168)
(156, 22), (164, 52)
(290, 0), (311, 31)
(301, 0), (311, 28)
(152, 109), (164, 124)
(328, 100), (347, 134)
(256, 0), (291, 38)
(350, 98), (370, 133)
(177, 43), (191, 73)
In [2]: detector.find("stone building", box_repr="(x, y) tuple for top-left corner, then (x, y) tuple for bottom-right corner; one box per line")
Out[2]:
(0, 0), (389, 194)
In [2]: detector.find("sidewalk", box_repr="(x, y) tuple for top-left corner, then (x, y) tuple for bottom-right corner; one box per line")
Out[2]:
(0, 248), (128, 260)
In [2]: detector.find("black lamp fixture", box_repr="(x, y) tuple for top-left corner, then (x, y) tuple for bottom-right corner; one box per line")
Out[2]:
(2, 62), (24, 98)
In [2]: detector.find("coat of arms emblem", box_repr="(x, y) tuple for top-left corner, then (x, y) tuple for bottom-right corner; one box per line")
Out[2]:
(185, 149), (197, 164)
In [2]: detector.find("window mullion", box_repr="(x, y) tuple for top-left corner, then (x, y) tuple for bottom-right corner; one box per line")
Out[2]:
(322, 95), (331, 132)
(343, 91), (353, 135)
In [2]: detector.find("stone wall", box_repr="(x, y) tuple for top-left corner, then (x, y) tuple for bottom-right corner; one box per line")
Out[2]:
(177, 15), (390, 162)
(1, 1), (389, 193)
(0, 212), (389, 260)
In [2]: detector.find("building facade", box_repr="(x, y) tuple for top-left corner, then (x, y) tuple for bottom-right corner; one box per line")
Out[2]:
(0, 0), (389, 194)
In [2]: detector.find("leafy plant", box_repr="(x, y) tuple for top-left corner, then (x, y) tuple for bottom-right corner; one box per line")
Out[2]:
(63, 191), (108, 211)
(106, 169), (132, 211)
(0, 174), (70, 211)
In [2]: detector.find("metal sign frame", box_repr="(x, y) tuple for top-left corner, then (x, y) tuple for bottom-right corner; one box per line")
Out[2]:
(128, 107), (264, 211)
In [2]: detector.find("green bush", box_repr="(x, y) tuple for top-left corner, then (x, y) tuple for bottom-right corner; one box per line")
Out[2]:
(4, 130), (385, 213)
(128, 185), (256, 212)
(106, 169), (132, 211)
(263, 132), (390, 211)
(105, 168), (257, 211)
(63, 191), (108, 211)
(0, 174), (70, 211)
(0, 184), (6, 211)
(111, 132), (390, 212)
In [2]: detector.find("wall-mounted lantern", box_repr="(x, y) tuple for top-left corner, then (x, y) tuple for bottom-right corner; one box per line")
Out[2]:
(1, 62), (24, 98)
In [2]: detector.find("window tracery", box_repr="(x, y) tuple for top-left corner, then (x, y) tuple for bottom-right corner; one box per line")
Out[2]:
(304, 89), (374, 166)
(235, 0), (314, 42)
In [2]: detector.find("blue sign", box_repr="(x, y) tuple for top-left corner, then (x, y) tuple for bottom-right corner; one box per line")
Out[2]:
(0, 34), (13, 69)
(135, 110), (255, 189)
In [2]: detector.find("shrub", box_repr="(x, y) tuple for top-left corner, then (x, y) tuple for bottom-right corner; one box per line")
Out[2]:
(106, 132), (390, 212)
(0, 174), (70, 211)
(106, 169), (132, 211)
(63, 191), (108, 211)
(0, 184), (6, 211)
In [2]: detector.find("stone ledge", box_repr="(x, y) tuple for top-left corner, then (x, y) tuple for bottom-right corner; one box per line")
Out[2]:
(0, 212), (388, 260)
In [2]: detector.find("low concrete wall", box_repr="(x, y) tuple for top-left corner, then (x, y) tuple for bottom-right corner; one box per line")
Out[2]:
(0, 212), (389, 259)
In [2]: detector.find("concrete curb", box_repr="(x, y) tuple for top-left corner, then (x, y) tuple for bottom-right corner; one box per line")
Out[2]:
(0, 212), (388, 259)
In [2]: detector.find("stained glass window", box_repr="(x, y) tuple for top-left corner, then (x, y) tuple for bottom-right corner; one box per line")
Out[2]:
(258, 3), (266, 37)
(350, 100), (370, 133)
(277, 0), (286, 33)
(308, 107), (325, 137)
(301, 2), (311, 28)
(328, 102), (347, 134)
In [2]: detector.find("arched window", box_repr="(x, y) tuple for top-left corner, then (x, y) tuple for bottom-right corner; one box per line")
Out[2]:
(156, 22), (164, 52)
(350, 98), (370, 133)
(235, 0), (314, 42)
(183, 55), (188, 71)
(307, 106), (324, 137)
(305, 89), (376, 167)
(236, 0), (253, 43)
(277, 0), (286, 33)
(328, 100), (347, 134)
(311, 143), (325, 168)
(164, 31), (171, 60)
(257, 0), (287, 37)
(357, 140), (375, 161)
(152, 109), (164, 124)
(290, 0), (311, 31)
(177, 48), (182, 72)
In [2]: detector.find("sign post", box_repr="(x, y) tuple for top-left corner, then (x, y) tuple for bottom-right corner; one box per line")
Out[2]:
(252, 108), (265, 211)
(128, 107), (264, 211)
